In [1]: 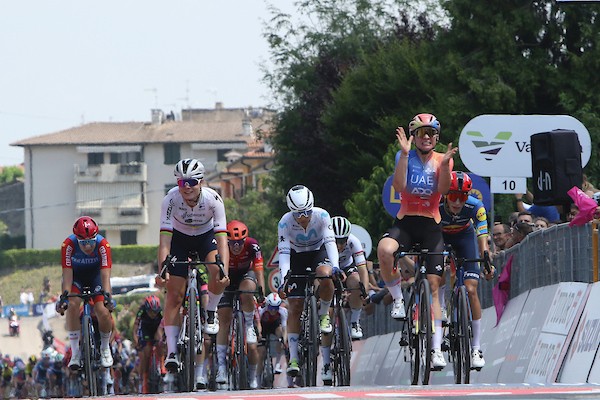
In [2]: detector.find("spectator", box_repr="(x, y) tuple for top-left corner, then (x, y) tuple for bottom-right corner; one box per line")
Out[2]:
(27, 289), (34, 316)
(506, 221), (534, 248)
(515, 191), (561, 223)
(19, 289), (28, 306)
(508, 212), (519, 227)
(566, 204), (579, 223)
(533, 216), (550, 230)
(516, 211), (534, 224)
(492, 224), (511, 254)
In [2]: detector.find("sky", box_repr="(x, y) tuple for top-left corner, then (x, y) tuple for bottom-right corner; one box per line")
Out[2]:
(0, 0), (295, 166)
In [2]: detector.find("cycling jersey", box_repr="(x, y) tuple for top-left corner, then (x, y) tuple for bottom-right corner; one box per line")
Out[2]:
(62, 234), (111, 300)
(440, 195), (488, 237)
(396, 149), (452, 223)
(135, 307), (163, 342)
(229, 237), (264, 276)
(160, 186), (227, 237)
(259, 306), (288, 328)
(338, 233), (367, 270)
(277, 207), (339, 281)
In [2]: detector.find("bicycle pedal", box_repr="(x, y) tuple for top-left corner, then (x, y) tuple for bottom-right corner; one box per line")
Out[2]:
(431, 366), (444, 372)
(399, 338), (409, 346)
(471, 367), (482, 371)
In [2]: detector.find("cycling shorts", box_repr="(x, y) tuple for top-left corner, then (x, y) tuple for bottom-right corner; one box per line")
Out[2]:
(443, 231), (480, 281)
(168, 229), (218, 278)
(218, 270), (257, 308)
(286, 246), (332, 298)
(382, 216), (445, 277)
(261, 320), (281, 337)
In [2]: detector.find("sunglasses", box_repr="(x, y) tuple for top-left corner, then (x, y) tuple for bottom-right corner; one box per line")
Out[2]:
(293, 210), (313, 219)
(77, 238), (96, 247)
(447, 191), (469, 203)
(413, 127), (439, 138)
(177, 178), (201, 188)
(230, 239), (245, 246)
(267, 305), (279, 311)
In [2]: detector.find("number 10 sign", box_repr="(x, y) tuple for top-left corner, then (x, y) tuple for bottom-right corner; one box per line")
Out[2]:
(490, 177), (527, 194)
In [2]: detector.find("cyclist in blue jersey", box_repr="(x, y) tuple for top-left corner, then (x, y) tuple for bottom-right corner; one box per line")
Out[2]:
(439, 171), (495, 369)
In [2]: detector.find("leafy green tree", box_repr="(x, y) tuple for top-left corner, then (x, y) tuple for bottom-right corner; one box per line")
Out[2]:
(0, 166), (24, 185)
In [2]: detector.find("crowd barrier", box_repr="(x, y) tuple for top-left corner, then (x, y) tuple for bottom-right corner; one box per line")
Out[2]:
(351, 281), (600, 385)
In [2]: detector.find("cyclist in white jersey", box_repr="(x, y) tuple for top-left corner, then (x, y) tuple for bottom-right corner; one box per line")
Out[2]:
(154, 158), (230, 380)
(277, 185), (340, 380)
(330, 216), (369, 339)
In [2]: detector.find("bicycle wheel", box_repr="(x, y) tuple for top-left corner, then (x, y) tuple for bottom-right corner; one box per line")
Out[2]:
(306, 295), (319, 387)
(335, 306), (351, 386)
(455, 285), (471, 383)
(82, 315), (98, 396)
(406, 289), (419, 385)
(186, 290), (197, 392)
(261, 339), (274, 389)
(416, 279), (432, 385)
(148, 348), (160, 393)
(208, 337), (218, 391)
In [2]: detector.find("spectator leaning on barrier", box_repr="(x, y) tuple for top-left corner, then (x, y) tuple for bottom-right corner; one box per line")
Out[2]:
(506, 221), (534, 248)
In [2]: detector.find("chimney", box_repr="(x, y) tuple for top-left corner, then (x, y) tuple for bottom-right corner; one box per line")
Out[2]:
(151, 109), (164, 125)
(242, 119), (253, 136)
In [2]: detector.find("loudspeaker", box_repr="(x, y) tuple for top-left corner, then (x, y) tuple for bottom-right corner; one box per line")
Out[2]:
(531, 129), (583, 206)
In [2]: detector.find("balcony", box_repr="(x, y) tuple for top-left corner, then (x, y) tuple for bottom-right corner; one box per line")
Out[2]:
(76, 204), (148, 226)
(74, 163), (147, 183)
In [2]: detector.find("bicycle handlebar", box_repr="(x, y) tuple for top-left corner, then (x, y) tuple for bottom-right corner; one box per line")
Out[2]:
(160, 254), (226, 279)
(446, 246), (492, 275)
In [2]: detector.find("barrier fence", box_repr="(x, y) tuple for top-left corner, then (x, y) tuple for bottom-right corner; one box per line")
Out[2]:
(362, 221), (598, 338)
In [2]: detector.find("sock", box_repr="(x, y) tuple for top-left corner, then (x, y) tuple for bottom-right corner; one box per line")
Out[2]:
(244, 311), (254, 327)
(100, 331), (111, 350)
(387, 283), (403, 300)
(432, 320), (443, 350)
(439, 285), (446, 307)
(217, 344), (227, 369)
(164, 325), (179, 355)
(320, 345), (331, 365)
(288, 333), (299, 361)
(319, 300), (331, 315)
(248, 364), (257, 380)
(195, 362), (205, 378)
(68, 331), (80, 356)
(350, 308), (361, 324)
(207, 291), (222, 312)
(472, 319), (481, 350)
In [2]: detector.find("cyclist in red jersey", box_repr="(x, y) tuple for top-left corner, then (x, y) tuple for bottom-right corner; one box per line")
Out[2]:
(377, 113), (457, 369)
(204, 220), (265, 389)
(56, 216), (115, 371)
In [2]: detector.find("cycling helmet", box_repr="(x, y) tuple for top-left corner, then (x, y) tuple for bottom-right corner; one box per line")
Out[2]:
(73, 216), (99, 240)
(41, 347), (54, 359)
(174, 158), (204, 180)
(28, 355), (37, 364)
(408, 113), (441, 136)
(143, 295), (161, 312)
(227, 220), (249, 240)
(286, 185), (314, 212)
(53, 353), (64, 363)
(266, 292), (282, 307)
(449, 171), (473, 193)
(332, 216), (352, 239)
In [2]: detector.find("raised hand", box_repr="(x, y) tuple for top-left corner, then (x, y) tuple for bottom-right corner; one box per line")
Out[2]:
(396, 127), (413, 155)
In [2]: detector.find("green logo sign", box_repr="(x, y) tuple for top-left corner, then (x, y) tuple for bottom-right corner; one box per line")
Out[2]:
(467, 131), (513, 161)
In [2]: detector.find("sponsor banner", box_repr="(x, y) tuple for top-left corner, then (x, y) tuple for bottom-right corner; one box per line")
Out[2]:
(543, 283), (589, 335)
(559, 282), (600, 383)
(497, 285), (558, 383)
(2, 303), (52, 317)
(472, 291), (529, 383)
(525, 332), (567, 383)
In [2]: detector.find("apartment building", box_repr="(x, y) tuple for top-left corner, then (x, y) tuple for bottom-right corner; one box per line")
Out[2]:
(11, 104), (275, 249)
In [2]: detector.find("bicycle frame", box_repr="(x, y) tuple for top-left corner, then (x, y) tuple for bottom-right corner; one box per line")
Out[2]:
(446, 247), (491, 384)
(330, 276), (352, 387)
(396, 246), (448, 386)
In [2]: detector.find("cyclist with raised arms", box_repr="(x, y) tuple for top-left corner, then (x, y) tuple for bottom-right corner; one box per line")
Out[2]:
(439, 171), (495, 369)
(132, 295), (164, 394)
(377, 113), (456, 369)
(277, 185), (340, 379)
(211, 220), (265, 389)
(56, 216), (115, 370)
(154, 158), (230, 380)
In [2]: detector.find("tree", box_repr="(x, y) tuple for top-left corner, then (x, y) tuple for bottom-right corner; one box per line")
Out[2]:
(0, 166), (24, 185)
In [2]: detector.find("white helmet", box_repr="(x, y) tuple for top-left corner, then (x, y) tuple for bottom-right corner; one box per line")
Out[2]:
(174, 158), (205, 180)
(286, 185), (314, 212)
(266, 292), (282, 307)
(332, 216), (352, 239)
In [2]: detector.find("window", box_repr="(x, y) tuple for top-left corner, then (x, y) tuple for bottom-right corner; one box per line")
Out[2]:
(164, 144), (180, 165)
(88, 153), (104, 166)
(217, 149), (229, 162)
(110, 152), (142, 164)
(121, 230), (137, 245)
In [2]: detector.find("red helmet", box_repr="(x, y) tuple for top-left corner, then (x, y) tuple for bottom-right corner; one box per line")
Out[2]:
(449, 171), (473, 193)
(227, 220), (248, 240)
(144, 295), (161, 312)
(73, 216), (99, 240)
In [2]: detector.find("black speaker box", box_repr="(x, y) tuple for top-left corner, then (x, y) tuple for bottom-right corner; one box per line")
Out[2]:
(530, 129), (583, 206)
